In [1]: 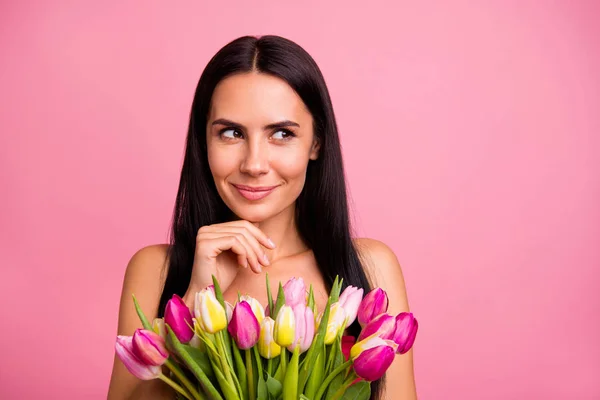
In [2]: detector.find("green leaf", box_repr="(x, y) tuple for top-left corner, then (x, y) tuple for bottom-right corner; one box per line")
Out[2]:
(132, 294), (152, 330)
(329, 276), (343, 304)
(165, 325), (224, 400)
(340, 381), (370, 400)
(181, 344), (216, 380)
(257, 376), (268, 400)
(265, 374), (283, 398)
(212, 360), (240, 400)
(211, 275), (227, 314)
(325, 337), (345, 399)
(272, 282), (286, 318)
(307, 284), (315, 311)
(266, 273), (274, 315)
(303, 348), (324, 399)
(232, 343), (248, 399)
(282, 345), (300, 400)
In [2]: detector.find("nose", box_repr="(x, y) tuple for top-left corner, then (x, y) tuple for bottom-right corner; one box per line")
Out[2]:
(240, 137), (269, 177)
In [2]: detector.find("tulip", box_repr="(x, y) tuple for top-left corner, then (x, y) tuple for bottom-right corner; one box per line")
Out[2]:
(273, 305), (296, 347)
(357, 288), (388, 327)
(240, 295), (265, 324)
(338, 286), (364, 328)
(318, 302), (346, 345)
(152, 318), (166, 339)
(115, 335), (161, 380)
(357, 313), (396, 341)
(132, 329), (168, 366)
(228, 301), (260, 349)
(287, 304), (315, 353)
(350, 335), (397, 381)
(283, 277), (306, 307)
(164, 294), (194, 343)
(194, 288), (228, 334)
(225, 301), (234, 323)
(341, 335), (356, 361)
(390, 312), (418, 354)
(258, 317), (281, 359)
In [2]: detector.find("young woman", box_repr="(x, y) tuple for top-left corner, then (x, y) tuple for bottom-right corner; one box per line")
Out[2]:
(108, 35), (416, 400)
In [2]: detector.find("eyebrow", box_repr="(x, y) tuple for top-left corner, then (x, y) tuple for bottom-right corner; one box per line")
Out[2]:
(211, 118), (300, 130)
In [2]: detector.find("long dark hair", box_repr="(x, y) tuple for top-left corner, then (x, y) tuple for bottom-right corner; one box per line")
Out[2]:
(158, 35), (383, 397)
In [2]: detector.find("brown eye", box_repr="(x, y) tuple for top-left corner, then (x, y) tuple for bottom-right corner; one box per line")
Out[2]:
(221, 129), (243, 139)
(272, 129), (295, 140)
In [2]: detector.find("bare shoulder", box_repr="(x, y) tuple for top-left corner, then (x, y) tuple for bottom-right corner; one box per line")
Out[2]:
(353, 238), (411, 313)
(107, 244), (172, 400)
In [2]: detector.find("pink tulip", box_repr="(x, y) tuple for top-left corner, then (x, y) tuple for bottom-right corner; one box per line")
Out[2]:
(352, 343), (396, 382)
(164, 294), (194, 343)
(115, 336), (161, 380)
(228, 301), (260, 350)
(338, 286), (364, 327)
(390, 312), (418, 354)
(357, 313), (396, 341)
(357, 288), (388, 327)
(283, 277), (306, 307)
(132, 329), (168, 366)
(287, 304), (315, 353)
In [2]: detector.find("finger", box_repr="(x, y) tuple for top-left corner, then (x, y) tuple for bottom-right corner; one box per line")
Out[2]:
(206, 226), (270, 267)
(217, 220), (276, 249)
(198, 232), (261, 273)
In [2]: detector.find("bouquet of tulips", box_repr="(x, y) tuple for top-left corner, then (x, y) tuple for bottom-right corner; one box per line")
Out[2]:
(115, 275), (418, 400)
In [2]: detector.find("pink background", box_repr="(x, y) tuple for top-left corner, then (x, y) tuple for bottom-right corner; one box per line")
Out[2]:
(1, 1), (599, 399)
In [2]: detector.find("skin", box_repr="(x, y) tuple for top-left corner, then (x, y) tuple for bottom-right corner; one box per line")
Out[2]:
(107, 72), (416, 399)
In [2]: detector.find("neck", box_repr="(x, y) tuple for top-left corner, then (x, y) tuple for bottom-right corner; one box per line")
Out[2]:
(251, 204), (308, 262)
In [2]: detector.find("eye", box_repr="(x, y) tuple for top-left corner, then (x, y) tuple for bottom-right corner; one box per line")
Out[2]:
(220, 128), (243, 140)
(271, 129), (296, 140)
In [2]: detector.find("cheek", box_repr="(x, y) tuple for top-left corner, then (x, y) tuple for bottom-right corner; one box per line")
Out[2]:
(207, 147), (238, 178)
(272, 151), (310, 179)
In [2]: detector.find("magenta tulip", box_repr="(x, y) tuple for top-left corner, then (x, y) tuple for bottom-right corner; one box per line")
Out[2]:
(357, 288), (388, 327)
(341, 335), (356, 361)
(283, 277), (306, 307)
(352, 343), (395, 381)
(164, 294), (194, 343)
(358, 313), (396, 341)
(115, 336), (161, 380)
(228, 301), (260, 350)
(338, 286), (364, 328)
(287, 304), (315, 353)
(390, 312), (418, 354)
(132, 329), (168, 366)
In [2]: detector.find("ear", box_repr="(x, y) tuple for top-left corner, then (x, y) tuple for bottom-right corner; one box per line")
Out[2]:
(309, 138), (321, 160)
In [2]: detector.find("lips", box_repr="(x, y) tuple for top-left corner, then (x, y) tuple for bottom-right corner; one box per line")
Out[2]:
(232, 184), (279, 201)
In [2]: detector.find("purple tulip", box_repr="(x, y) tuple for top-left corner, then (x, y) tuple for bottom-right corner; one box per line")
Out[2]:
(390, 312), (418, 354)
(352, 343), (396, 382)
(357, 313), (396, 341)
(338, 286), (364, 328)
(228, 301), (260, 350)
(164, 294), (194, 343)
(283, 277), (306, 307)
(357, 288), (388, 327)
(115, 336), (161, 380)
(132, 329), (168, 366)
(287, 304), (315, 353)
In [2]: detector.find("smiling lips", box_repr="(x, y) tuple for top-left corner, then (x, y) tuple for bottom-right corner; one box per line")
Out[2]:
(232, 184), (279, 201)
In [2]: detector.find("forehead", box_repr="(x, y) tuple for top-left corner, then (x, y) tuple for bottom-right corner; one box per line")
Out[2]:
(208, 72), (312, 125)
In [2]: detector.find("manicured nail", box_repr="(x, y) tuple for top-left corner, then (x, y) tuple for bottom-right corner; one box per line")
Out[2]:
(263, 254), (270, 266)
(267, 238), (276, 248)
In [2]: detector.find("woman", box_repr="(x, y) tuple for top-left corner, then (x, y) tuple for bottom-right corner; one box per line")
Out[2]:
(108, 35), (416, 399)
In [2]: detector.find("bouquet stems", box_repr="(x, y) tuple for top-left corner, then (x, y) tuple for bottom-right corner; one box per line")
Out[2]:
(164, 359), (203, 400)
(159, 373), (194, 400)
(314, 360), (352, 400)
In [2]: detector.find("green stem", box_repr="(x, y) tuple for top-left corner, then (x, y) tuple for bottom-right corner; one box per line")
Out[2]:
(314, 360), (353, 400)
(165, 359), (203, 400)
(159, 373), (193, 400)
(252, 346), (263, 379)
(246, 349), (256, 400)
(216, 332), (235, 390)
(330, 371), (359, 400)
(280, 348), (287, 378)
(267, 358), (273, 377)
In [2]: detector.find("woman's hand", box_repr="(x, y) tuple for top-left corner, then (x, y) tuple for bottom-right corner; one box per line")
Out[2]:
(183, 220), (276, 304)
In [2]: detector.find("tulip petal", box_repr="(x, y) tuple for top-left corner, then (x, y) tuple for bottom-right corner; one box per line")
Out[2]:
(353, 345), (395, 381)
(132, 329), (168, 366)
(228, 301), (260, 349)
(115, 336), (161, 380)
(165, 295), (194, 343)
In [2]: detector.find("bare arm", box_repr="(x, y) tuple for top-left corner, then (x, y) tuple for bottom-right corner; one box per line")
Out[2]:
(107, 245), (174, 400)
(355, 238), (418, 400)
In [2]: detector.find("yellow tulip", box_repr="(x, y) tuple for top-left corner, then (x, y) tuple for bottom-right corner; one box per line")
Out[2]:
(273, 305), (296, 347)
(240, 295), (265, 324)
(194, 289), (227, 334)
(258, 317), (281, 359)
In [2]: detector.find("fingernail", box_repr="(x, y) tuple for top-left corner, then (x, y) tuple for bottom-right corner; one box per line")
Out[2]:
(263, 254), (270, 265)
(257, 265), (262, 273)
(268, 238), (276, 248)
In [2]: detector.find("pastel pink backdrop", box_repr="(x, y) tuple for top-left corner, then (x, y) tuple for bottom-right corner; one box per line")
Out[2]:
(1, 1), (598, 399)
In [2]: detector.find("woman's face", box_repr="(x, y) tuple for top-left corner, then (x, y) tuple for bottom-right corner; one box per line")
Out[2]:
(206, 72), (320, 223)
